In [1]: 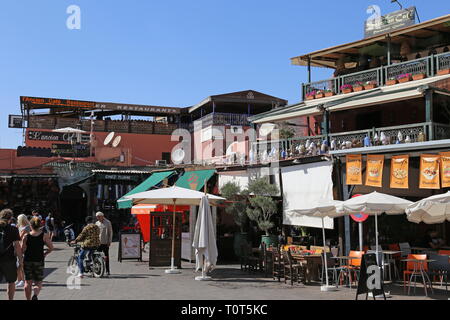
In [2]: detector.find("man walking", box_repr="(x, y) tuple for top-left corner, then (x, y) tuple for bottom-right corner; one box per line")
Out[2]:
(0, 209), (23, 300)
(95, 212), (113, 276)
(71, 216), (100, 278)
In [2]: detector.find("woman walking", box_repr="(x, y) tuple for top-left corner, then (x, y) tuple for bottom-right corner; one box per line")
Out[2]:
(15, 214), (31, 288)
(21, 217), (53, 300)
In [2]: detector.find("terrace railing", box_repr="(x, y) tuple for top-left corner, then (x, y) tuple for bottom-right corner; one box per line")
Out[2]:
(193, 112), (251, 128)
(302, 52), (450, 100)
(436, 52), (450, 73)
(251, 122), (450, 162)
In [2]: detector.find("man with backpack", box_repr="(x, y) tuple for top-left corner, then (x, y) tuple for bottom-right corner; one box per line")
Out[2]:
(0, 209), (23, 300)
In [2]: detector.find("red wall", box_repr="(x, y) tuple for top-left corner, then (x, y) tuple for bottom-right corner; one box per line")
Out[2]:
(25, 129), (178, 166)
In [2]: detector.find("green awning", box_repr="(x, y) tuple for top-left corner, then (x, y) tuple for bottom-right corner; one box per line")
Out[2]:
(117, 171), (174, 209)
(175, 170), (215, 191)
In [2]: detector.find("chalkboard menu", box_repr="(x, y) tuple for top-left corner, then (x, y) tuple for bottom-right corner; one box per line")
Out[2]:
(149, 212), (181, 268)
(355, 253), (386, 300)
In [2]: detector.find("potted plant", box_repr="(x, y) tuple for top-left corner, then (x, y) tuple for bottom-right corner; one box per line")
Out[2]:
(305, 90), (316, 101)
(340, 84), (353, 94)
(324, 88), (335, 97)
(412, 72), (427, 81)
(315, 90), (324, 99)
(245, 178), (280, 247)
(397, 73), (412, 83)
(364, 80), (377, 90)
(386, 76), (398, 86)
(221, 182), (249, 259)
(438, 68), (450, 75)
(353, 82), (364, 92)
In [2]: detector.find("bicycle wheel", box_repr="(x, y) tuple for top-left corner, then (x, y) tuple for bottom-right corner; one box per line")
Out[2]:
(92, 256), (105, 278)
(67, 256), (79, 275)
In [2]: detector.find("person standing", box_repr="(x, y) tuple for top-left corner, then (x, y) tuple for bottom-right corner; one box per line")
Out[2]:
(45, 213), (55, 240)
(16, 214), (31, 288)
(71, 216), (100, 278)
(21, 217), (53, 300)
(0, 209), (23, 300)
(95, 212), (113, 276)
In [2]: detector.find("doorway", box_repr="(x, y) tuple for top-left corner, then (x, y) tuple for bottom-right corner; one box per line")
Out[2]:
(60, 185), (88, 234)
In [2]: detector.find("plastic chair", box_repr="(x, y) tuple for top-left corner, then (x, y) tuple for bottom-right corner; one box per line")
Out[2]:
(438, 250), (450, 256)
(321, 252), (344, 287)
(338, 251), (364, 288)
(428, 253), (450, 293)
(399, 242), (411, 258)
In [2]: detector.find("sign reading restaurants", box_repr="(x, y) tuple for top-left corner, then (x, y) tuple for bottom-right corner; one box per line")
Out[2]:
(365, 155), (384, 188)
(419, 154), (440, 189)
(364, 7), (416, 38)
(20, 96), (180, 115)
(390, 155), (409, 189)
(346, 154), (362, 185)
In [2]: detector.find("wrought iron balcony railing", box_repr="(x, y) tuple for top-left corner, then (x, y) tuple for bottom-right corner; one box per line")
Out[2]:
(302, 52), (450, 100)
(249, 122), (450, 163)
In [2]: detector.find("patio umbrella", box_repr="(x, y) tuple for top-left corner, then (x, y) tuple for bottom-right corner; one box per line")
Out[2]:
(192, 196), (218, 281)
(125, 186), (225, 274)
(53, 127), (87, 143)
(337, 191), (413, 264)
(292, 199), (343, 292)
(406, 191), (450, 224)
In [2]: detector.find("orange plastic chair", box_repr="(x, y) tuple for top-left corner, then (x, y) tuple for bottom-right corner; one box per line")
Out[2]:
(339, 251), (364, 286)
(403, 254), (428, 290)
(438, 250), (450, 256)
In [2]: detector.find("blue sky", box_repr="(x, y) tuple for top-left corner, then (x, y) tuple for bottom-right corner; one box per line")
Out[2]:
(0, 0), (448, 148)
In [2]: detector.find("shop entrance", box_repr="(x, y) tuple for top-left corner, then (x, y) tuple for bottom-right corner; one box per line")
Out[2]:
(60, 185), (88, 234)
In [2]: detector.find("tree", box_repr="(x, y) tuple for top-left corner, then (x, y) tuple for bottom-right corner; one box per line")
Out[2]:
(220, 182), (248, 233)
(245, 178), (279, 236)
(279, 122), (296, 140)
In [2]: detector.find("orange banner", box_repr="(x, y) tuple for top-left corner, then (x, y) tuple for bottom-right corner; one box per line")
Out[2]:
(440, 152), (450, 188)
(365, 155), (384, 188)
(390, 155), (409, 189)
(419, 154), (440, 189)
(346, 154), (362, 185)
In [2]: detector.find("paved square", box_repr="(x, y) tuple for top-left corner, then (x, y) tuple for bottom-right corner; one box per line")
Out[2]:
(1, 243), (448, 300)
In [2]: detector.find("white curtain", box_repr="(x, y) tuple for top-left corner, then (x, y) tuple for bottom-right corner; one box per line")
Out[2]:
(282, 161), (334, 229)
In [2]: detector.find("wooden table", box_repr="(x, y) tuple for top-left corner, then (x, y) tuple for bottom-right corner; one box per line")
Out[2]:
(291, 254), (322, 284)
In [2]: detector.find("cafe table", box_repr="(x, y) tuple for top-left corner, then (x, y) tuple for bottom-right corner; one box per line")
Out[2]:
(401, 258), (435, 297)
(290, 254), (322, 284)
(380, 251), (401, 281)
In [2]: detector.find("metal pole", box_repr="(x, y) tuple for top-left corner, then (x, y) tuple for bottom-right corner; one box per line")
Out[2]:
(375, 214), (379, 266)
(359, 222), (363, 251)
(322, 217), (330, 286)
(171, 199), (176, 270)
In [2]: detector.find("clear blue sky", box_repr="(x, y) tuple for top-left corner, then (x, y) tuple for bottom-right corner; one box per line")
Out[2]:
(0, 0), (448, 148)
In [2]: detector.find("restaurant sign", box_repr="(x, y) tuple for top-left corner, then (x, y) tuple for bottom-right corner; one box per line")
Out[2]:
(364, 7), (416, 38)
(95, 102), (180, 115)
(28, 130), (90, 143)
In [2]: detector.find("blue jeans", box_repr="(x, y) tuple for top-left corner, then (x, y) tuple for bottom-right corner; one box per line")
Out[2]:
(77, 248), (92, 274)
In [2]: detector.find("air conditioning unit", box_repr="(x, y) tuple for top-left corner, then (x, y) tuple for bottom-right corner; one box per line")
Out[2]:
(156, 160), (167, 166)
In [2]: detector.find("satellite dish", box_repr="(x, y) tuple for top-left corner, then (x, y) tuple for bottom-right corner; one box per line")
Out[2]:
(259, 123), (275, 137)
(226, 142), (239, 156)
(172, 149), (186, 163)
(104, 132), (115, 146)
(112, 136), (122, 148)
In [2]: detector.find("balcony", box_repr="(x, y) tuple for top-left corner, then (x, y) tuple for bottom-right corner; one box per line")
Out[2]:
(302, 52), (450, 101)
(191, 112), (252, 130)
(251, 122), (450, 162)
(27, 117), (178, 135)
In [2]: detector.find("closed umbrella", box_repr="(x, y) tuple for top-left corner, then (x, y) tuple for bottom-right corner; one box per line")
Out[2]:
(292, 199), (343, 292)
(192, 196), (218, 281)
(125, 186), (225, 274)
(337, 192), (413, 264)
(406, 191), (450, 224)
